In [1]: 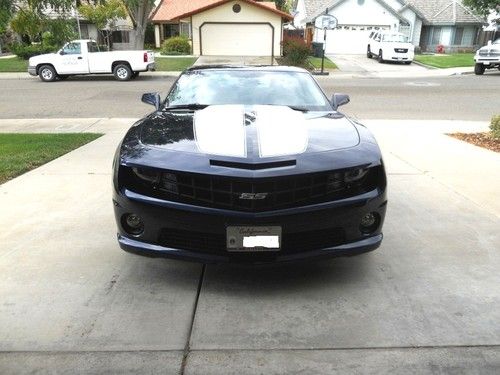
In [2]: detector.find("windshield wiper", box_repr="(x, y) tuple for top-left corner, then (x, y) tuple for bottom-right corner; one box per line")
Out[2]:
(164, 104), (209, 111)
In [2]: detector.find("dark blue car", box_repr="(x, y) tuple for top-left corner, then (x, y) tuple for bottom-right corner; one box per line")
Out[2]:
(112, 66), (387, 263)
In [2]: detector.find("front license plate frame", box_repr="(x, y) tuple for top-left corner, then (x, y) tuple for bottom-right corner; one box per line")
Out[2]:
(226, 226), (282, 252)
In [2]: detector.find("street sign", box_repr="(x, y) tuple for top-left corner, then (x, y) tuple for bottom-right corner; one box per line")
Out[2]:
(314, 14), (338, 30)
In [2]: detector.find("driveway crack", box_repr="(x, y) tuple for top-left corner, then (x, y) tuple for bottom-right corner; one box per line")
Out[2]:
(180, 264), (206, 375)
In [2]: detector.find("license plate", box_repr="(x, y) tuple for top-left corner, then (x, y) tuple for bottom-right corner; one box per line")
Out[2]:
(226, 226), (281, 252)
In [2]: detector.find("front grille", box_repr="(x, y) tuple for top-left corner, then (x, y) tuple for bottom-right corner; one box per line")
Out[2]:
(158, 227), (346, 255)
(394, 48), (408, 53)
(479, 50), (500, 57)
(123, 166), (381, 212)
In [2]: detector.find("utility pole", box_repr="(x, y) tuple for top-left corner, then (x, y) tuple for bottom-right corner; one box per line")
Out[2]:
(75, 0), (82, 39)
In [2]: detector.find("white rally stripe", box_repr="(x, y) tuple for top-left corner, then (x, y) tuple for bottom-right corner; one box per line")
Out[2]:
(254, 105), (309, 158)
(193, 105), (246, 157)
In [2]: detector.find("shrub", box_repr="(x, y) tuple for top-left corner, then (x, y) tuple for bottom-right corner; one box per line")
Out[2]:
(490, 115), (500, 140)
(10, 43), (56, 59)
(161, 36), (191, 55)
(282, 37), (310, 67)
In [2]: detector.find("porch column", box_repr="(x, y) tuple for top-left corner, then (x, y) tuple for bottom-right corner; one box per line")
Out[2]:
(155, 24), (161, 48)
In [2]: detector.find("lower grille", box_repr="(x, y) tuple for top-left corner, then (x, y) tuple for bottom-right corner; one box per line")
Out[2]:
(158, 227), (346, 255)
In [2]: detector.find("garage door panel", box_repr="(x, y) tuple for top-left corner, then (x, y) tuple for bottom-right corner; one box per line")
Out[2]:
(201, 24), (272, 56)
(325, 26), (389, 54)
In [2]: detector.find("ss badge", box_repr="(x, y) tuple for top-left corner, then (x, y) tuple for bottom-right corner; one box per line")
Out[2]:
(239, 193), (268, 200)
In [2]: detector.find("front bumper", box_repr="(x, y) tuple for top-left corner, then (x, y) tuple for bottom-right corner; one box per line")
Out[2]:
(113, 186), (387, 264)
(28, 66), (37, 76)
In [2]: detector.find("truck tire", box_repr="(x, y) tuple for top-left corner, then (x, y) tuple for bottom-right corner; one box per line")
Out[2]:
(474, 63), (485, 75)
(39, 65), (57, 82)
(113, 64), (132, 81)
(378, 50), (384, 63)
(367, 46), (372, 58)
(131, 72), (140, 79)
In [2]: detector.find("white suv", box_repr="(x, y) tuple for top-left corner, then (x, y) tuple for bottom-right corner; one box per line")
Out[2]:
(367, 31), (415, 64)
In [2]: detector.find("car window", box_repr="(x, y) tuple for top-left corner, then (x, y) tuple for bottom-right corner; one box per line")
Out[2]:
(62, 42), (81, 55)
(381, 34), (408, 43)
(165, 70), (332, 111)
(87, 42), (99, 53)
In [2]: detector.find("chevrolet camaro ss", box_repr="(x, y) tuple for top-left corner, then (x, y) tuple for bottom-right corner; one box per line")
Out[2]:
(112, 66), (387, 263)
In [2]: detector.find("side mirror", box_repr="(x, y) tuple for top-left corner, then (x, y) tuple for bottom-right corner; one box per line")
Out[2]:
(331, 93), (350, 110)
(59, 50), (65, 55)
(142, 92), (161, 110)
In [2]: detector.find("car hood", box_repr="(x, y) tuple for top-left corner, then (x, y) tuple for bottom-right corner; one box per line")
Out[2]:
(138, 105), (360, 159)
(383, 42), (413, 49)
(29, 53), (57, 65)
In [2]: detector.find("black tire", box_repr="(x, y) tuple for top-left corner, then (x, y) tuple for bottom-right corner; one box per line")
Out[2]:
(474, 63), (485, 75)
(405, 61), (412, 65)
(113, 64), (132, 81)
(38, 65), (57, 82)
(378, 50), (384, 63)
(131, 72), (140, 79)
(367, 46), (372, 58)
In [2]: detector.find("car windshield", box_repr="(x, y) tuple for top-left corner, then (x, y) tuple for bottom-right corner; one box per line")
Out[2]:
(382, 34), (408, 43)
(165, 70), (332, 111)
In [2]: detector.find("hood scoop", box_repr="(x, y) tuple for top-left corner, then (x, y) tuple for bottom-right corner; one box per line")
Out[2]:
(210, 159), (296, 170)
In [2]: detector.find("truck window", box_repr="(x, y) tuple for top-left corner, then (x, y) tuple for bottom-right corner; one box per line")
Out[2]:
(87, 42), (99, 53)
(62, 42), (81, 55)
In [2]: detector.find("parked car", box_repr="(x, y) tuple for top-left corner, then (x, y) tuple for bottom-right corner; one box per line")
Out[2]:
(474, 39), (500, 75)
(367, 31), (414, 64)
(112, 66), (387, 264)
(28, 39), (155, 82)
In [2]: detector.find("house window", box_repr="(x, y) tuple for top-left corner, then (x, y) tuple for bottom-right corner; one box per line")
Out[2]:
(453, 27), (464, 45)
(180, 22), (191, 38)
(164, 24), (180, 38)
(112, 31), (130, 43)
(431, 27), (441, 44)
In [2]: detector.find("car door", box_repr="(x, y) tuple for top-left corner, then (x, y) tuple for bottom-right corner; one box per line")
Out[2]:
(55, 42), (89, 74)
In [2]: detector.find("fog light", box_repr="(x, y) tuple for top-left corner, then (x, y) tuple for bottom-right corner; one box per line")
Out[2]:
(360, 212), (379, 234)
(122, 213), (144, 235)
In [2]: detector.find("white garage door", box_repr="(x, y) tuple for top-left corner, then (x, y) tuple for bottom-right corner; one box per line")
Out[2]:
(325, 26), (389, 54)
(201, 23), (273, 56)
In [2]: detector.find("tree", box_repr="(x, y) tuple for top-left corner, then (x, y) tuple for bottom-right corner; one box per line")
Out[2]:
(0, 0), (14, 52)
(79, 0), (127, 49)
(122, 0), (155, 49)
(463, 0), (500, 22)
(273, 0), (291, 12)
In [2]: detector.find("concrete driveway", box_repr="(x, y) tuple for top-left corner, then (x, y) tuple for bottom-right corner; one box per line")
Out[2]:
(0, 118), (499, 373)
(329, 54), (429, 75)
(194, 55), (277, 66)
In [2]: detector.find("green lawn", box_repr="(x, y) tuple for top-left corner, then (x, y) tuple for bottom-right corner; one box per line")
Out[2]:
(308, 56), (337, 70)
(0, 57), (28, 72)
(0, 133), (103, 184)
(414, 53), (475, 68)
(155, 57), (198, 71)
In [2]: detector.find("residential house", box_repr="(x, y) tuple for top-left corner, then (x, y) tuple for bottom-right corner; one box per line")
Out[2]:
(150, 0), (293, 57)
(293, 0), (485, 54)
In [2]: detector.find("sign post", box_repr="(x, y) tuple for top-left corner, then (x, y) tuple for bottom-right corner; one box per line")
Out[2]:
(313, 12), (338, 76)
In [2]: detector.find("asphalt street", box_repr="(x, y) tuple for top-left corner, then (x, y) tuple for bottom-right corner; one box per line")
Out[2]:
(0, 73), (499, 120)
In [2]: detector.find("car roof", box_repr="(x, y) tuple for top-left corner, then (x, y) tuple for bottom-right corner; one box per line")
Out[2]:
(185, 65), (309, 73)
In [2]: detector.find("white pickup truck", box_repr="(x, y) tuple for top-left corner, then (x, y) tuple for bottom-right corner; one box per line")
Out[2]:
(28, 39), (155, 82)
(474, 38), (500, 75)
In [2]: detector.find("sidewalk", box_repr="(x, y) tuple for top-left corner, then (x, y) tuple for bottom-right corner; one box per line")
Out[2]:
(0, 65), (473, 80)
